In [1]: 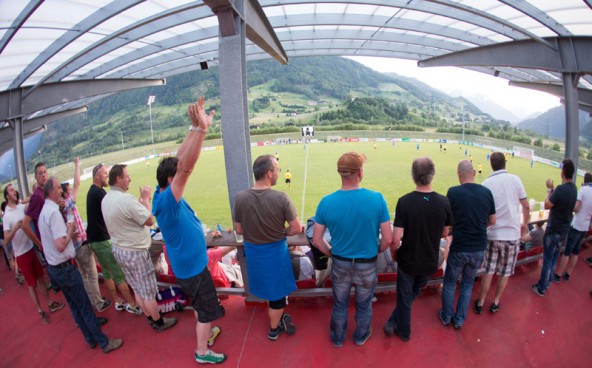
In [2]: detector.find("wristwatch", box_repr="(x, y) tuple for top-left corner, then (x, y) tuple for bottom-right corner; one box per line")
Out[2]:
(189, 125), (207, 133)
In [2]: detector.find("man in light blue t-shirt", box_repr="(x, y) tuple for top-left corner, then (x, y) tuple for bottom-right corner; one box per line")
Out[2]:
(152, 97), (226, 365)
(313, 151), (392, 348)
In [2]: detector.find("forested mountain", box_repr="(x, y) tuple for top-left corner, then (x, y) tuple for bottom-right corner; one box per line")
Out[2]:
(31, 56), (505, 167)
(517, 107), (592, 141)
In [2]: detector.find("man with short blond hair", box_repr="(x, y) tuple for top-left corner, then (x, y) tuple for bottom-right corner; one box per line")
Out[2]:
(313, 151), (392, 347)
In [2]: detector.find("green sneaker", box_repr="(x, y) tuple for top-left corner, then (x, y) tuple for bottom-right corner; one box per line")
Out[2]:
(195, 350), (226, 364)
(208, 326), (221, 347)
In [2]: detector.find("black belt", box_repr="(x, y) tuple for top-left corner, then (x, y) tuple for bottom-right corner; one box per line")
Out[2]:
(332, 254), (377, 263)
(49, 260), (72, 269)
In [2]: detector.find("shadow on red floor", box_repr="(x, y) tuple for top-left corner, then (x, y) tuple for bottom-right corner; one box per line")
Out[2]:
(0, 258), (590, 368)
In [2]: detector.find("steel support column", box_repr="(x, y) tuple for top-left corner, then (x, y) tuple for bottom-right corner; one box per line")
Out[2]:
(215, 4), (258, 301)
(13, 117), (29, 197)
(562, 72), (580, 179)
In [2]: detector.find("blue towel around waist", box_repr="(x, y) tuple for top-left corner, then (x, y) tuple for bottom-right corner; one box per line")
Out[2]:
(244, 239), (296, 301)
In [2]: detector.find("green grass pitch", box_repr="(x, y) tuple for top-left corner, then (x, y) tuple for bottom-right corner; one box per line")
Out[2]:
(72, 141), (560, 229)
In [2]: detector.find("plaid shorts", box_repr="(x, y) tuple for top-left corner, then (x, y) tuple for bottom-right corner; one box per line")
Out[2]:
(112, 246), (157, 300)
(483, 240), (519, 277)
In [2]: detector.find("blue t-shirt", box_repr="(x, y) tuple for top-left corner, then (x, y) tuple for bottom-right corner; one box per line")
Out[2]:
(446, 183), (495, 253)
(152, 186), (206, 279)
(314, 188), (390, 259)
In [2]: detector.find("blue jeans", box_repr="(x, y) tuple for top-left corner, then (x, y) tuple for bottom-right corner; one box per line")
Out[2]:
(330, 258), (377, 345)
(441, 251), (484, 327)
(536, 232), (566, 293)
(47, 263), (108, 349)
(386, 268), (428, 340)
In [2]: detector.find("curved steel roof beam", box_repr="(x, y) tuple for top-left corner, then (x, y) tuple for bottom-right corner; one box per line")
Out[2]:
(269, 14), (494, 46)
(84, 27), (463, 79)
(261, 0), (555, 45)
(81, 28), (220, 79)
(419, 37), (592, 73)
(0, 0), (43, 56)
(103, 30), (467, 80)
(9, 0), (144, 89)
(33, 2), (209, 88)
(1, 79), (165, 120)
(509, 81), (592, 105)
(498, 0), (571, 36)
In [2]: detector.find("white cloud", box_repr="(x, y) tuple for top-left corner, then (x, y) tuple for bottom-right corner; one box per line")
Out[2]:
(348, 56), (562, 121)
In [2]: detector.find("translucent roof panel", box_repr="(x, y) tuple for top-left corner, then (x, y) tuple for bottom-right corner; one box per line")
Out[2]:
(0, 0), (590, 117)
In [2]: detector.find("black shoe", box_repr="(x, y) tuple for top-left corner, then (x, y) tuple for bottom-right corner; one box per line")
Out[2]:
(562, 272), (570, 282)
(552, 274), (561, 284)
(473, 300), (483, 315)
(393, 326), (409, 342)
(383, 321), (395, 337)
(437, 310), (450, 326)
(151, 317), (177, 332)
(268, 326), (283, 341)
(98, 317), (108, 326)
(531, 284), (545, 297)
(453, 323), (463, 330)
(102, 338), (123, 354)
(279, 313), (296, 336)
(489, 303), (500, 313)
(585, 257), (592, 266)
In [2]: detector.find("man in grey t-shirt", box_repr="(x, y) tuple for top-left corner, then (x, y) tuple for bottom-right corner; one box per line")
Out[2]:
(233, 155), (303, 341)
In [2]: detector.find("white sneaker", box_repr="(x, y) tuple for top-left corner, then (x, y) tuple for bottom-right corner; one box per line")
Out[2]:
(114, 302), (126, 311)
(125, 304), (143, 316)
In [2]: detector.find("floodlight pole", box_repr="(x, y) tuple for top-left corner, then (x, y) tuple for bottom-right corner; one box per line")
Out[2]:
(147, 95), (156, 155)
(120, 131), (124, 151)
(461, 103), (465, 144)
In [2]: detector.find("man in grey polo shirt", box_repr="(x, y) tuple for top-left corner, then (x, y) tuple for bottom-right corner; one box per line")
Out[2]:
(102, 164), (176, 332)
(39, 177), (122, 353)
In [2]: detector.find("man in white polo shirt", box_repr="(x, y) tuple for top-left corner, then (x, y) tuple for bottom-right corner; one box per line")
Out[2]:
(38, 177), (122, 353)
(475, 152), (530, 314)
(102, 164), (176, 332)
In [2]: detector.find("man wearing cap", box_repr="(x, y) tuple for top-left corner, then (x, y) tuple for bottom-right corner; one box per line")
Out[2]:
(313, 152), (392, 347)
(86, 163), (139, 315)
(384, 157), (452, 341)
(233, 155), (303, 341)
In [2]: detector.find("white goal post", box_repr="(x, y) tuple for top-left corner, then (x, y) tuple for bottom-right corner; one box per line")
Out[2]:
(513, 146), (534, 159)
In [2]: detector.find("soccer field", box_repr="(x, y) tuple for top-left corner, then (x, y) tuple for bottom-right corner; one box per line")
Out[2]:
(71, 141), (561, 230)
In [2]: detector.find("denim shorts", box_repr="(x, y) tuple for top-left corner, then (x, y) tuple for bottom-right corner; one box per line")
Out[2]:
(564, 227), (586, 256)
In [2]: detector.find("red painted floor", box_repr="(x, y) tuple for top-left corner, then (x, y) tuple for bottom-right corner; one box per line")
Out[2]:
(0, 257), (590, 368)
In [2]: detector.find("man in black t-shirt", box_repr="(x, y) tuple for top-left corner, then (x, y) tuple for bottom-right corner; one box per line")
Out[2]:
(384, 157), (452, 341)
(86, 164), (138, 313)
(532, 159), (577, 296)
(440, 160), (495, 329)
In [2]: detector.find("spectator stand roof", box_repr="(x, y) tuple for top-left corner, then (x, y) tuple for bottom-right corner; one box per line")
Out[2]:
(1, 0), (591, 200)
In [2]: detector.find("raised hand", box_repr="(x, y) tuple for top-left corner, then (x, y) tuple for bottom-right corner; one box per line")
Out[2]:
(188, 96), (215, 131)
